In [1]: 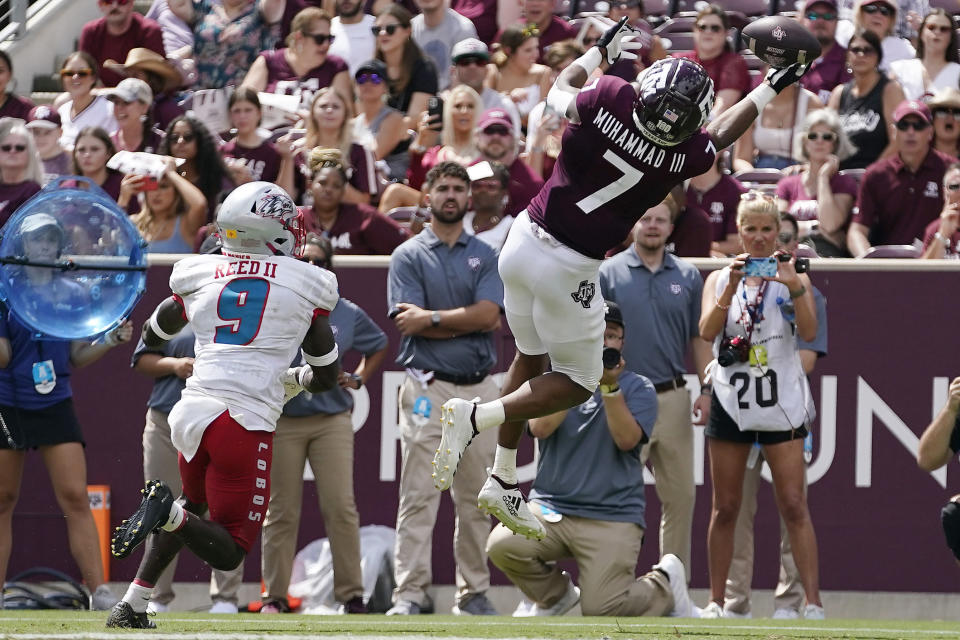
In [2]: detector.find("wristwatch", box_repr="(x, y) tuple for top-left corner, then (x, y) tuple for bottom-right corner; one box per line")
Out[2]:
(431, 311), (441, 327)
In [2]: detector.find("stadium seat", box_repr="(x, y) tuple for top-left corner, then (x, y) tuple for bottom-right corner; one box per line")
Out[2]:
(795, 244), (819, 258)
(654, 15), (697, 34)
(664, 32), (695, 52)
(733, 168), (783, 184)
(859, 245), (922, 259)
(385, 206), (427, 223)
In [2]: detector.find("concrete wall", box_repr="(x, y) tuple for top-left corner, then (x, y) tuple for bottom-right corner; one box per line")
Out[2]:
(2, 0), (100, 96)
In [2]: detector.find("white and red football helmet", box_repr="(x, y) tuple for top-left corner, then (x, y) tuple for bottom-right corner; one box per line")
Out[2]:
(216, 182), (305, 257)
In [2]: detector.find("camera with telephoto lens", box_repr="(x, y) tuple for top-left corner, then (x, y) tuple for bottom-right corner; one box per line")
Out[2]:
(602, 347), (621, 369)
(777, 252), (810, 274)
(717, 335), (751, 367)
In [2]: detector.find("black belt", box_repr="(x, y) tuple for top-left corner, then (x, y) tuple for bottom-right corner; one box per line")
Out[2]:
(653, 376), (686, 394)
(431, 370), (488, 386)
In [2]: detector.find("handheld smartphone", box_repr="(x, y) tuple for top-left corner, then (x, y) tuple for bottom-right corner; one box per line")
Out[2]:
(427, 96), (444, 130)
(743, 256), (778, 278)
(141, 176), (159, 191)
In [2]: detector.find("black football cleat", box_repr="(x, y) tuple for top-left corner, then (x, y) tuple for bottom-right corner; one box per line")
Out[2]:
(105, 601), (156, 629)
(111, 480), (174, 559)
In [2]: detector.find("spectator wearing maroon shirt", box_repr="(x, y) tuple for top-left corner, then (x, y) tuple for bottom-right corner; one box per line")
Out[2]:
(676, 4), (750, 116)
(221, 87), (296, 197)
(0, 119), (42, 228)
(301, 150), (408, 254)
(0, 52), (33, 122)
(243, 7), (352, 112)
(451, 0), (498, 46)
(776, 109), (858, 258)
(79, 0), (165, 88)
(687, 153), (745, 256)
(849, 99), (954, 256)
(507, 0), (577, 62)
(475, 107), (543, 217)
(799, 0), (851, 104)
(921, 162), (960, 259)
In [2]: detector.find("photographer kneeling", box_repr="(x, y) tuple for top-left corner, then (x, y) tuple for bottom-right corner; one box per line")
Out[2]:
(698, 192), (824, 620)
(486, 302), (697, 619)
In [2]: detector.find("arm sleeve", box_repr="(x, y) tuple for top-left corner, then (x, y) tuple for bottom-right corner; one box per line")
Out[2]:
(623, 374), (658, 439)
(410, 58), (439, 96)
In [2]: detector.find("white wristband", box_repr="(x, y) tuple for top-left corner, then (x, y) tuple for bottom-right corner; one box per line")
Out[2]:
(747, 84), (777, 114)
(149, 312), (178, 341)
(302, 345), (338, 367)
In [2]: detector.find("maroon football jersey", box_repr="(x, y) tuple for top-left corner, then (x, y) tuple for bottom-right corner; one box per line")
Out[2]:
(527, 75), (716, 259)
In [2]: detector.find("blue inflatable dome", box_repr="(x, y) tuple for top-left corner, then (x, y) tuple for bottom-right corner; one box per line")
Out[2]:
(0, 177), (148, 341)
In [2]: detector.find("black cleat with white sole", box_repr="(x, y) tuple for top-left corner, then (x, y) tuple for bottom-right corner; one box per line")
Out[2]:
(111, 480), (174, 559)
(105, 601), (156, 629)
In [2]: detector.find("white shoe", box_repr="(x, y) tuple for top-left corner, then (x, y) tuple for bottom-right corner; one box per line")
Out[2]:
(532, 574), (580, 616)
(773, 607), (799, 619)
(802, 604), (825, 620)
(433, 398), (479, 491)
(653, 554), (695, 618)
(146, 601), (170, 614)
(512, 598), (535, 617)
(477, 475), (545, 540)
(700, 601), (724, 618)
(209, 601), (239, 614)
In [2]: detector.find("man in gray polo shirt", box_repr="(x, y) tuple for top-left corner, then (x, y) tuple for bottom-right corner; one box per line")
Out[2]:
(486, 302), (697, 619)
(387, 161), (502, 617)
(599, 202), (713, 583)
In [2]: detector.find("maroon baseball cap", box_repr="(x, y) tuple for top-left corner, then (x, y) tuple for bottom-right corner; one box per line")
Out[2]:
(803, 0), (838, 11)
(893, 99), (932, 124)
(477, 108), (513, 132)
(26, 105), (62, 130)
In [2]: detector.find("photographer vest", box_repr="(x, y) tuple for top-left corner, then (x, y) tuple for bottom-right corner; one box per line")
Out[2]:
(708, 268), (814, 432)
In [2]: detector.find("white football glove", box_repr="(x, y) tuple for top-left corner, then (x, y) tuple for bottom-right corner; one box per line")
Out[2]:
(281, 366), (309, 403)
(765, 62), (810, 94)
(590, 16), (646, 65)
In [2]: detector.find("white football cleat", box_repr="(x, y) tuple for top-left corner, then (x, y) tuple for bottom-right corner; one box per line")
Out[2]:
(478, 475), (545, 541)
(653, 554), (696, 618)
(432, 398), (479, 491)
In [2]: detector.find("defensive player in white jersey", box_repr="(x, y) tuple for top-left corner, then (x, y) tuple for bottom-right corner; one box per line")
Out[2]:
(432, 17), (810, 540)
(106, 182), (341, 629)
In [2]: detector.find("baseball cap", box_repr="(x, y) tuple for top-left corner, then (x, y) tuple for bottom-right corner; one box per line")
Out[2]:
(354, 58), (387, 79)
(477, 108), (513, 131)
(603, 301), (624, 328)
(20, 213), (62, 237)
(803, 0), (838, 11)
(893, 99), (932, 124)
(105, 78), (153, 105)
(451, 38), (490, 63)
(26, 105), (61, 130)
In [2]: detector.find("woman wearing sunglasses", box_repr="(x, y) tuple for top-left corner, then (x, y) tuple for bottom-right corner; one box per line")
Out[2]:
(675, 4), (750, 116)
(921, 162), (960, 259)
(0, 119), (42, 229)
(486, 24), (551, 128)
(775, 109), (858, 257)
(352, 59), (406, 181)
(373, 4), (437, 134)
(157, 115), (233, 223)
(406, 84), (481, 191)
(56, 52), (117, 150)
(242, 7), (352, 113)
(827, 29), (905, 170)
(836, 0), (914, 71)
(889, 9), (960, 101)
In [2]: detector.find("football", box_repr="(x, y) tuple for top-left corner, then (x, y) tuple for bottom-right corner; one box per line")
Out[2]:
(741, 16), (822, 69)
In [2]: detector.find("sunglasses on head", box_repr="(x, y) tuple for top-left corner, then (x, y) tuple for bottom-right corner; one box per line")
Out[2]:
(306, 33), (335, 45)
(895, 119), (930, 131)
(935, 108), (960, 118)
(60, 68), (94, 78)
(806, 131), (836, 142)
(455, 57), (487, 67)
(0, 144), (26, 152)
(848, 46), (875, 56)
(171, 133), (196, 144)
(482, 125), (511, 136)
(696, 22), (724, 32)
(356, 73), (383, 85)
(372, 24), (402, 36)
(862, 3), (894, 17)
(805, 11), (836, 21)
(947, 183), (960, 191)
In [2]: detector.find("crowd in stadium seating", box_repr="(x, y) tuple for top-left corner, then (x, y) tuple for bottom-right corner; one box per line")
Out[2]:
(2, 0), (960, 619)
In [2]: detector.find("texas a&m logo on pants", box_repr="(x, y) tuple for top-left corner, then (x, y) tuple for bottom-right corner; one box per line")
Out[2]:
(570, 280), (595, 309)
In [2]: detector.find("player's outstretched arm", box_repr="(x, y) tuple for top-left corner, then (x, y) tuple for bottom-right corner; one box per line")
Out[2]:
(297, 314), (340, 393)
(143, 296), (189, 349)
(707, 63), (808, 150)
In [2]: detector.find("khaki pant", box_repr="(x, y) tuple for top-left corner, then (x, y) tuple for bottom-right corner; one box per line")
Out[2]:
(640, 387), (695, 581)
(725, 455), (806, 615)
(393, 376), (498, 606)
(260, 411), (363, 604)
(142, 408), (239, 606)
(486, 515), (671, 616)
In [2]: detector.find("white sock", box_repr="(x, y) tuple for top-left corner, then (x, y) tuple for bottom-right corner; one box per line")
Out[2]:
(474, 400), (505, 431)
(491, 445), (518, 484)
(123, 581), (154, 613)
(161, 501), (185, 532)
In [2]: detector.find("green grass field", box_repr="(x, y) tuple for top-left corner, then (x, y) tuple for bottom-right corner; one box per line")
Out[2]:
(1, 612), (959, 640)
